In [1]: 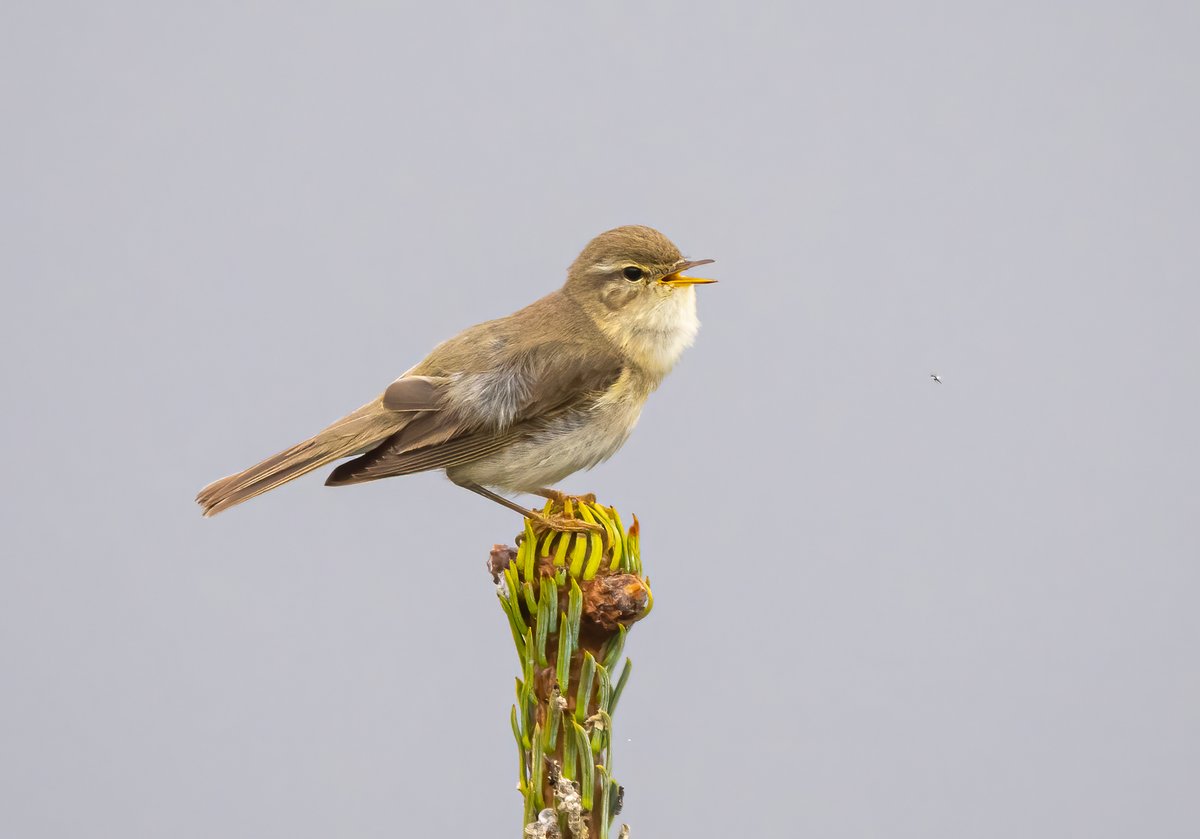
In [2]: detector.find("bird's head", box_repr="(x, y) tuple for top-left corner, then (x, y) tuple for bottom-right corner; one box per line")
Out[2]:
(563, 226), (715, 370)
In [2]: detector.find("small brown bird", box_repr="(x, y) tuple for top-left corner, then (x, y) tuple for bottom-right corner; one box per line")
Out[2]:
(196, 225), (715, 530)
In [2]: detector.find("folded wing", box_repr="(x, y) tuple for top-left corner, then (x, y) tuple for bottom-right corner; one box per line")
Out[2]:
(324, 341), (624, 487)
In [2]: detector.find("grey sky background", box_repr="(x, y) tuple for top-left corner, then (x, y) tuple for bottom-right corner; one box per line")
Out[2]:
(3, 2), (1198, 836)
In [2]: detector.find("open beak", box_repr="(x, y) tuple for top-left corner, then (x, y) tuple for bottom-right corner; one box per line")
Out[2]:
(660, 258), (717, 287)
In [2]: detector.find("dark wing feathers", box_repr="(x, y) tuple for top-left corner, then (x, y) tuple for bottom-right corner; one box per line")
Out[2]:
(324, 410), (464, 485)
(325, 427), (519, 485)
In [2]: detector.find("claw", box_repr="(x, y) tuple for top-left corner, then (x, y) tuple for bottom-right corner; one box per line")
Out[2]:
(530, 511), (604, 534)
(538, 489), (598, 506)
(526, 491), (606, 534)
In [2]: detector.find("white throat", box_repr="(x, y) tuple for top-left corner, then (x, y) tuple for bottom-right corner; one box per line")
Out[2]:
(601, 287), (701, 377)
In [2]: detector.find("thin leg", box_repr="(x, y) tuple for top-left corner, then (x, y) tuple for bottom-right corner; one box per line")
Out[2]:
(452, 478), (600, 532)
(454, 478), (542, 518)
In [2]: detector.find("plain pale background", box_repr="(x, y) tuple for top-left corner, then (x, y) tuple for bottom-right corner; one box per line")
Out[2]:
(3, 2), (1198, 836)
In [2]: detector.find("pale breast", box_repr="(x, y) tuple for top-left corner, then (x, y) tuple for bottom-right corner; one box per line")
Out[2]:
(447, 368), (653, 492)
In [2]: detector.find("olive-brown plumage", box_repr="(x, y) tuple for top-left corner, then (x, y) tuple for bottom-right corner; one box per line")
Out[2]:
(196, 225), (715, 524)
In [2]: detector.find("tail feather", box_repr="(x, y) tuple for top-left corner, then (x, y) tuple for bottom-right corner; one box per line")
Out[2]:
(196, 402), (400, 517)
(197, 439), (336, 516)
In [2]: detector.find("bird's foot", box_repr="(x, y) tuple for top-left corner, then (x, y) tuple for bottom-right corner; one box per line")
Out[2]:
(526, 491), (605, 533)
(528, 509), (604, 534)
(534, 488), (597, 506)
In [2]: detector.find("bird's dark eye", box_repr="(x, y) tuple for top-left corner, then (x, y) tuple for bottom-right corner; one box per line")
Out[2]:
(622, 266), (644, 281)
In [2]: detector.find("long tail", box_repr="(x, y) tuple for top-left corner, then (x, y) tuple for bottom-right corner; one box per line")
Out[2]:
(196, 401), (400, 517)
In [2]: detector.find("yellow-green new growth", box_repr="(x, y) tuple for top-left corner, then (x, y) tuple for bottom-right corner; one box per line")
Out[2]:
(490, 498), (650, 839)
